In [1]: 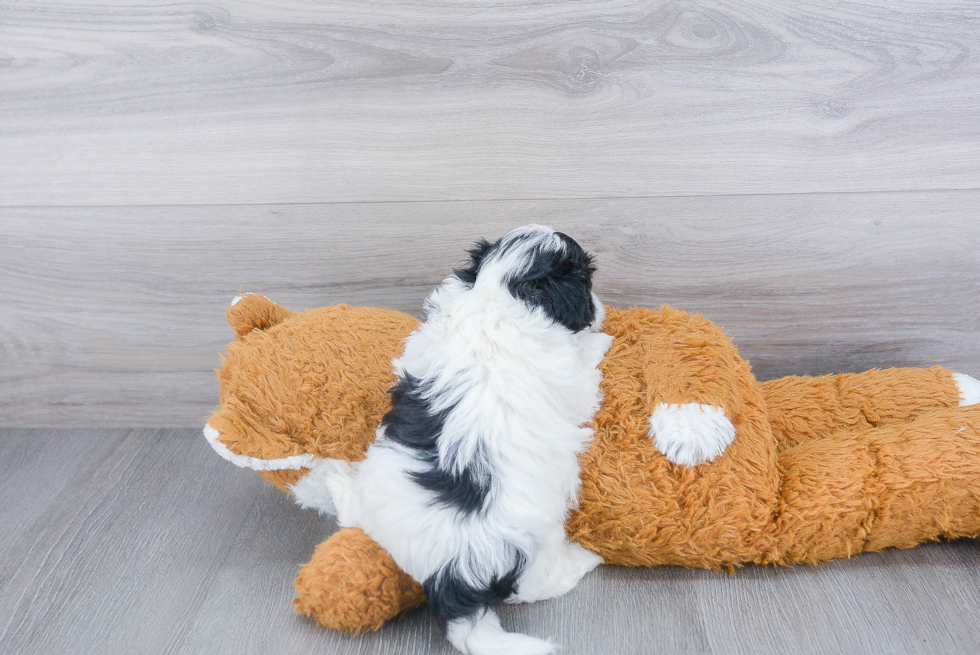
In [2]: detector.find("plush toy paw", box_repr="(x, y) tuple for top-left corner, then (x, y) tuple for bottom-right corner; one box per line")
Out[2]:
(506, 541), (602, 604)
(649, 402), (736, 466)
(293, 527), (425, 634)
(954, 373), (980, 406)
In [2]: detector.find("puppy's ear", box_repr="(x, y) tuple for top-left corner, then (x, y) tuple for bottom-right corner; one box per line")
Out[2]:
(453, 238), (495, 287)
(509, 232), (597, 332)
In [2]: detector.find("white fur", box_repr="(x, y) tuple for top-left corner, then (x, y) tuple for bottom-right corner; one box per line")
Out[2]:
(590, 293), (606, 330)
(649, 403), (736, 466)
(953, 372), (980, 406)
(447, 609), (556, 655)
(354, 225), (611, 654)
(505, 538), (602, 604)
(203, 424), (314, 471)
(288, 457), (361, 527)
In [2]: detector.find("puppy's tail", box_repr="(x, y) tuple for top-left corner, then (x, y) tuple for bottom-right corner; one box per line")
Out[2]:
(427, 557), (555, 655)
(446, 608), (555, 655)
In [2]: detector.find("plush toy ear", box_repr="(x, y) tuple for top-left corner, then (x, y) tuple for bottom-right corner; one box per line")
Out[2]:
(226, 293), (293, 339)
(293, 527), (425, 633)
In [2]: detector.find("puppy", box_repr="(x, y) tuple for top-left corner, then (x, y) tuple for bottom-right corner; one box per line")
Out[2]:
(354, 225), (613, 655)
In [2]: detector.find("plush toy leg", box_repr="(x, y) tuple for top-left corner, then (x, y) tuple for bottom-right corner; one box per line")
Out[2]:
(771, 405), (980, 564)
(761, 366), (962, 450)
(293, 527), (425, 634)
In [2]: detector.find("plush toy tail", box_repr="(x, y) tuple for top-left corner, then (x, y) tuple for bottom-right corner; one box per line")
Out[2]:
(226, 293), (293, 339)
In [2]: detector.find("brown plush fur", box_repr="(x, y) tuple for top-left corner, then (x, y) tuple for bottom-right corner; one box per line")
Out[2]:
(293, 527), (425, 634)
(566, 306), (780, 569)
(209, 296), (418, 463)
(257, 469), (308, 492)
(207, 297), (979, 634)
(761, 366), (960, 450)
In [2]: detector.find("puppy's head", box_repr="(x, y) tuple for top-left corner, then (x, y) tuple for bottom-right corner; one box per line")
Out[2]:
(454, 224), (598, 332)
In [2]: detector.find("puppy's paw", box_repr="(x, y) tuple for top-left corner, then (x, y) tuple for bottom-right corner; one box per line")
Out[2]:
(506, 542), (602, 604)
(649, 402), (736, 466)
(954, 373), (980, 406)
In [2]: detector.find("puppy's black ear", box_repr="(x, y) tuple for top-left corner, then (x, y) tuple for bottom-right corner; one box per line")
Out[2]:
(508, 232), (596, 332)
(453, 238), (495, 287)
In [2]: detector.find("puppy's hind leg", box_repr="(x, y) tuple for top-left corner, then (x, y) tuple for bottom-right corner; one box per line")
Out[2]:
(447, 609), (556, 655)
(506, 536), (603, 605)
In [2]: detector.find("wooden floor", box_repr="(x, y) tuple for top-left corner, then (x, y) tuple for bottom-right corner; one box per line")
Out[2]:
(1, 428), (979, 655)
(3, 1), (980, 653)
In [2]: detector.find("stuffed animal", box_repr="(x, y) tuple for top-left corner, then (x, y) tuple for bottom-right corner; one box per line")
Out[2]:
(205, 293), (980, 635)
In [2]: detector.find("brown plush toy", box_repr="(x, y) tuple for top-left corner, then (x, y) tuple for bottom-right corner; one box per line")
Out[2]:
(205, 293), (980, 635)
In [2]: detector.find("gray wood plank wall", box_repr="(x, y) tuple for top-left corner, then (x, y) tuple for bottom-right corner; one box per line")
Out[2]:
(2, 0), (979, 426)
(3, 1), (980, 205)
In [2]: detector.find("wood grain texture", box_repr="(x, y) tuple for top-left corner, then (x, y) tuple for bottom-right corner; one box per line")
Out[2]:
(2, 191), (977, 427)
(3, 1), (980, 205)
(0, 429), (267, 654)
(2, 428), (979, 654)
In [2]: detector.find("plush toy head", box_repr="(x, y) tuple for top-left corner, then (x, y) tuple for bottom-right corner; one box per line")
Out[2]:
(206, 294), (430, 631)
(206, 294), (418, 490)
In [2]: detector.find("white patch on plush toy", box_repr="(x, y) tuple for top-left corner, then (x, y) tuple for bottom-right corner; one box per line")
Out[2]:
(203, 424), (314, 471)
(230, 292), (270, 307)
(954, 373), (980, 406)
(289, 457), (361, 527)
(649, 403), (736, 466)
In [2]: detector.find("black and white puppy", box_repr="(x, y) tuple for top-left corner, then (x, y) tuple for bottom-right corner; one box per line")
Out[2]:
(353, 225), (614, 654)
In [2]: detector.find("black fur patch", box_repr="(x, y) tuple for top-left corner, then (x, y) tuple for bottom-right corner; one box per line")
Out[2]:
(453, 238), (496, 287)
(382, 374), (491, 515)
(424, 550), (526, 629)
(508, 231), (596, 332)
